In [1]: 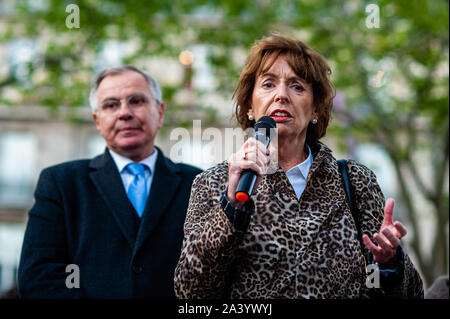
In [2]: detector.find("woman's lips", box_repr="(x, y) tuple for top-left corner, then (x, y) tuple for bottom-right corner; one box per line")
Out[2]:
(270, 109), (292, 122)
(271, 116), (291, 122)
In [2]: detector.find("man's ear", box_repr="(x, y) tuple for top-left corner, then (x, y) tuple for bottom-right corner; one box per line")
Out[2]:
(157, 102), (165, 129)
(92, 112), (101, 130)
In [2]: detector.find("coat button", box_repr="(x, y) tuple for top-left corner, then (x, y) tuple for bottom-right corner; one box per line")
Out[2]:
(132, 264), (143, 274)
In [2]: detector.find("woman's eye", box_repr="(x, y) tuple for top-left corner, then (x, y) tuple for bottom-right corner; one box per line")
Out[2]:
(292, 84), (304, 91)
(262, 82), (274, 88)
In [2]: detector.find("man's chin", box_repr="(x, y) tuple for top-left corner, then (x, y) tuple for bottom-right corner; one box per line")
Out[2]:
(116, 136), (144, 150)
(111, 141), (153, 158)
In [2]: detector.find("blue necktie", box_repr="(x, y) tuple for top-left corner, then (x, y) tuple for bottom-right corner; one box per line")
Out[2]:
(126, 163), (147, 217)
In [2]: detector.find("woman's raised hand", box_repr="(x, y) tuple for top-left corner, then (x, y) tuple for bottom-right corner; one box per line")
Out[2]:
(362, 198), (408, 267)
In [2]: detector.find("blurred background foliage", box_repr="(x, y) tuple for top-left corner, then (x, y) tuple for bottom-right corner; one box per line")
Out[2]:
(0, 0), (448, 287)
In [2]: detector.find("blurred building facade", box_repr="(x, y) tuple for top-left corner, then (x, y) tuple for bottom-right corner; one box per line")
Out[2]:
(0, 105), (101, 292)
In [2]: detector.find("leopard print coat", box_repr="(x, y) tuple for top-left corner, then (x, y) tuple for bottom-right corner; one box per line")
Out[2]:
(174, 142), (424, 299)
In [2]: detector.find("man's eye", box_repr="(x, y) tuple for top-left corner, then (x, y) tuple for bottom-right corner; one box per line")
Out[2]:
(103, 102), (118, 109)
(129, 97), (145, 105)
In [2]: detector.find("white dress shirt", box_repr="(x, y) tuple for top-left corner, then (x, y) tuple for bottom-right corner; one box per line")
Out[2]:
(109, 148), (158, 198)
(285, 145), (313, 199)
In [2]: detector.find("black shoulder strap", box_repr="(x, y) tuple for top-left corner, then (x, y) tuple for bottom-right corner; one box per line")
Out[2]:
(337, 159), (362, 242)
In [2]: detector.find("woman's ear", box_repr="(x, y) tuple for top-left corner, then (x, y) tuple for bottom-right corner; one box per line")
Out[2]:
(247, 108), (254, 121)
(313, 109), (319, 119)
(310, 109), (319, 124)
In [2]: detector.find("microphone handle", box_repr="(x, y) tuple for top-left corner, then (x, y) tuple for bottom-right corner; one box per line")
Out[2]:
(235, 134), (271, 202)
(235, 169), (258, 199)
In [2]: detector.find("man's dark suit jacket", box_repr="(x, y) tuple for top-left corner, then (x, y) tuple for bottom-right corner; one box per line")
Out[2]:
(18, 147), (202, 299)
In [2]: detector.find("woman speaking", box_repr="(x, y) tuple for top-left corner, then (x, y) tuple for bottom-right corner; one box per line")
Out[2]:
(174, 34), (423, 298)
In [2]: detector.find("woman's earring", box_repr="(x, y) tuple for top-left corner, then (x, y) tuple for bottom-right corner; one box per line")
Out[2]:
(248, 114), (254, 121)
(312, 118), (318, 124)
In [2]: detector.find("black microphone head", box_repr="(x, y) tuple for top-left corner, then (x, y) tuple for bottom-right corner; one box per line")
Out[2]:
(254, 116), (276, 130)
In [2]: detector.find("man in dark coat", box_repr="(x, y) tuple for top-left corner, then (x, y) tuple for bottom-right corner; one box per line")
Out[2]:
(18, 65), (202, 298)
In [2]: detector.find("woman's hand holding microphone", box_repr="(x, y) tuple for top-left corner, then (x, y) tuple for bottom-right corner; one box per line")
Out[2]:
(227, 137), (275, 208)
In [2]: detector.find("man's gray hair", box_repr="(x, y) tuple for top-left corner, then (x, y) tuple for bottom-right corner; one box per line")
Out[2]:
(89, 65), (163, 113)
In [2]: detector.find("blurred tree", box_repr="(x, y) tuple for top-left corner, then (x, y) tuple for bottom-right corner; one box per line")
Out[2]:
(0, 0), (448, 286)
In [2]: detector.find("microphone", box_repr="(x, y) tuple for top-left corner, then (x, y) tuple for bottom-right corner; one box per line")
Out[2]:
(235, 116), (276, 202)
